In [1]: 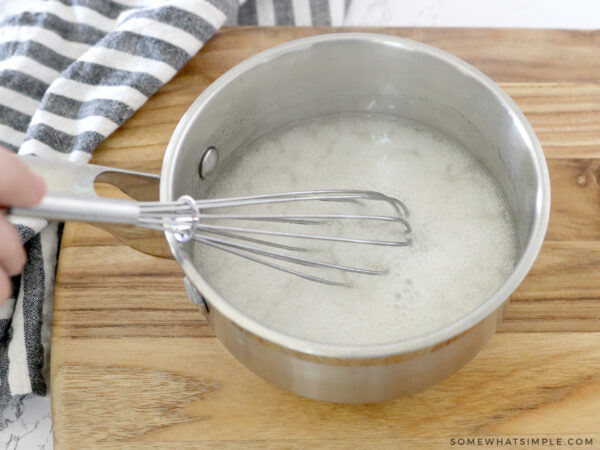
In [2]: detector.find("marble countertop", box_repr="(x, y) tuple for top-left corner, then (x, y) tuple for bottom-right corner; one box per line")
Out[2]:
(0, 0), (596, 448)
(1, 395), (52, 449)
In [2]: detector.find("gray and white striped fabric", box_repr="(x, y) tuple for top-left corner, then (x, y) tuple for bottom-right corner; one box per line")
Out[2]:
(0, 0), (348, 406)
(237, 0), (349, 25)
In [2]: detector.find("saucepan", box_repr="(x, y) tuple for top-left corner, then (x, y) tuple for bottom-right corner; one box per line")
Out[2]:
(24, 33), (551, 403)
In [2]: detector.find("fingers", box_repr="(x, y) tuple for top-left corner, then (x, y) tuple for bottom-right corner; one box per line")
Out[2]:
(0, 147), (46, 207)
(0, 146), (39, 305)
(0, 215), (25, 305)
(0, 215), (26, 276)
(0, 269), (10, 306)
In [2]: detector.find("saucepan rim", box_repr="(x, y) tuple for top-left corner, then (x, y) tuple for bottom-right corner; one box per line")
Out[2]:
(160, 33), (551, 359)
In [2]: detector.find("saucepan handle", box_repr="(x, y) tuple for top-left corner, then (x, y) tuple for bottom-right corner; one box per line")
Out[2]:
(11, 156), (173, 259)
(17, 156), (160, 200)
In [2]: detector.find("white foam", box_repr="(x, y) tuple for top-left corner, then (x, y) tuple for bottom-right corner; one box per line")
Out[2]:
(195, 114), (518, 345)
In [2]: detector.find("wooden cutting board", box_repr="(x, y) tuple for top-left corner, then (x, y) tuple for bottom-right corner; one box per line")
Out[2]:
(51, 27), (600, 449)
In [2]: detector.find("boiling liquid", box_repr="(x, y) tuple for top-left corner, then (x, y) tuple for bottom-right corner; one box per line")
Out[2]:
(196, 114), (518, 345)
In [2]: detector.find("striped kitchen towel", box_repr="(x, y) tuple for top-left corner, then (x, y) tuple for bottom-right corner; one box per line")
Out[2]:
(0, 0), (350, 406)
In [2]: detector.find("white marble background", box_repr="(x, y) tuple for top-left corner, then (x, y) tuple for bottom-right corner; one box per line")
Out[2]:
(0, 0), (597, 448)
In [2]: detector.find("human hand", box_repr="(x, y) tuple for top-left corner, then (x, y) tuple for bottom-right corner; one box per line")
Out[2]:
(0, 148), (46, 304)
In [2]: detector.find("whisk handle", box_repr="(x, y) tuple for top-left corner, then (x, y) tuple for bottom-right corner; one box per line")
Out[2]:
(11, 192), (140, 225)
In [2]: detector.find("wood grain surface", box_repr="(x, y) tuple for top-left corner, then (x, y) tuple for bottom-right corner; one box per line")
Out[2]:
(51, 27), (600, 449)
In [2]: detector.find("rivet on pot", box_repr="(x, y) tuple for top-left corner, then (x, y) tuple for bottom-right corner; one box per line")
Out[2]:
(198, 146), (219, 179)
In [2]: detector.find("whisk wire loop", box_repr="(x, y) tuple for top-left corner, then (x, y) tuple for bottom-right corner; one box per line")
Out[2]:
(134, 190), (412, 286)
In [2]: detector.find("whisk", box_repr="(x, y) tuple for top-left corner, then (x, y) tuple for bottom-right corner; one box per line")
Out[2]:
(12, 189), (411, 286)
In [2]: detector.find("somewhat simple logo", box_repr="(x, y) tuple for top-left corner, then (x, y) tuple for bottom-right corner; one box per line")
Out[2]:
(449, 436), (594, 447)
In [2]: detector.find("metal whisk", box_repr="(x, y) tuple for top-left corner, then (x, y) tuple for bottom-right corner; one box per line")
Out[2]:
(13, 189), (411, 286)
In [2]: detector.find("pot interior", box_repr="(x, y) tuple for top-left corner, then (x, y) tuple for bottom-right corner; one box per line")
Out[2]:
(163, 34), (548, 350)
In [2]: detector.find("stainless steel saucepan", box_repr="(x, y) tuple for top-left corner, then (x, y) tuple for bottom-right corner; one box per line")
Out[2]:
(25, 33), (551, 403)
